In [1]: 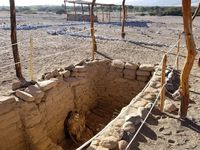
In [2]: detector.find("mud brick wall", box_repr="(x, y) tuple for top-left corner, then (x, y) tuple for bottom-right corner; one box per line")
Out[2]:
(0, 59), (154, 150)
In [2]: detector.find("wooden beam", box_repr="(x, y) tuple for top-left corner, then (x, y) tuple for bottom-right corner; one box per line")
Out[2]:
(192, 2), (200, 21)
(9, 0), (23, 79)
(90, 0), (97, 60)
(180, 0), (197, 118)
(121, 0), (126, 39)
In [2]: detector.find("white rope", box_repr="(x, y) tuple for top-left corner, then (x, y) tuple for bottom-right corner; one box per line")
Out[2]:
(125, 83), (166, 150)
(76, 36), (180, 150)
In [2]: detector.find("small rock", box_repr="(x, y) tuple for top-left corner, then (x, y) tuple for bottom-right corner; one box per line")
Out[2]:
(145, 102), (154, 110)
(61, 70), (71, 78)
(52, 69), (60, 77)
(125, 114), (141, 125)
(16, 90), (35, 102)
(164, 100), (177, 113)
(118, 140), (128, 150)
(73, 65), (87, 72)
(172, 89), (182, 101)
(137, 107), (148, 119)
(111, 59), (124, 69)
(168, 139), (175, 144)
(44, 73), (53, 80)
(99, 136), (118, 149)
(122, 121), (136, 133)
(12, 79), (22, 90)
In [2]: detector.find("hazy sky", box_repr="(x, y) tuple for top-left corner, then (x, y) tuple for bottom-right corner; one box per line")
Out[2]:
(0, 0), (199, 6)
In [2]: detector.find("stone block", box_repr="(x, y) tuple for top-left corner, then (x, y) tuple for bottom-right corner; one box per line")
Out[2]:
(118, 140), (128, 150)
(37, 80), (57, 91)
(111, 59), (124, 69)
(99, 136), (118, 149)
(73, 65), (87, 72)
(123, 69), (136, 80)
(139, 64), (154, 71)
(125, 62), (138, 70)
(136, 70), (150, 76)
(164, 100), (178, 113)
(136, 76), (149, 82)
(60, 70), (70, 78)
(25, 85), (44, 104)
(16, 90), (35, 102)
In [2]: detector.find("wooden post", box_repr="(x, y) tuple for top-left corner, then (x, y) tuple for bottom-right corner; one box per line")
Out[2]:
(73, 2), (76, 15)
(176, 34), (181, 70)
(81, 4), (84, 15)
(108, 6), (111, 23)
(88, 4), (90, 15)
(160, 54), (167, 112)
(120, 5), (122, 22)
(90, 0), (97, 60)
(101, 5), (104, 22)
(125, 6), (128, 20)
(9, 0), (23, 79)
(121, 0), (126, 39)
(180, 0), (197, 118)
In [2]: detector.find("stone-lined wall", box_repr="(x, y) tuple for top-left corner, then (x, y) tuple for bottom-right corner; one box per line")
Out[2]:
(67, 14), (98, 22)
(0, 59), (155, 150)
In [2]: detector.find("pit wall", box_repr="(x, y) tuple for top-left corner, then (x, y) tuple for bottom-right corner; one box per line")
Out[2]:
(0, 59), (155, 150)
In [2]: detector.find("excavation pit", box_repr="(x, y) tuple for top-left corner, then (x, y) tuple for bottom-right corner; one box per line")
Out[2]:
(0, 59), (157, 150)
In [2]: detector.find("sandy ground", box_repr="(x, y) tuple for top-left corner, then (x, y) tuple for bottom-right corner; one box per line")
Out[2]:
(0, 11), (200, 150)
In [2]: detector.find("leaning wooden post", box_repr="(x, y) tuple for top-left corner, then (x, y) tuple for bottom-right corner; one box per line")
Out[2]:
(176, 34), (181, 70)
(9, 0), (23, 79)
(101, 5), (104, 22)
(73, 2), (76, 15)
(160, 54), (167, 112)
(81, 4), (84, 15)
(180, 0), (197, 118)
(90, 0), (97, 60)
(121, 0), (126, 39)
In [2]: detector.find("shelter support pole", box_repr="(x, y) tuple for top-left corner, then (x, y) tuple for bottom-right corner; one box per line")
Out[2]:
(121, 0), (126, 39)
(101, 5), (104, 22)
(90, 0), (97, 60)
(73, 2), (76, 15)
(9, 0), (23, 79)
(180, 0), (197, 118)
(81, 4), (84, 15)
(160, 54), (167, 112)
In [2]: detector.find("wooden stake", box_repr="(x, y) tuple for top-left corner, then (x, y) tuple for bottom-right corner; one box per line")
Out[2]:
(176, 34), (181, 70)
(121, 0), (126, 39)
(101, 5), (104, 22)
(73, 2), (76, 15)
(160, 54), (167, 112)
(90, 0), (97, 60)
(120, 5), (122, 22)
(81, 4), (84, 15)
(9, 0), (23, 79)
(180, 0), (197, 118)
